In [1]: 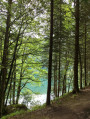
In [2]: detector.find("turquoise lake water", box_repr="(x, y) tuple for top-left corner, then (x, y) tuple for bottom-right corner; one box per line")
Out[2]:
(27, 79), (48, 94)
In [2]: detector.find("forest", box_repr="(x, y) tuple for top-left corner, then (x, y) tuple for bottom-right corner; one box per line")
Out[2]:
(0, 0), (90, 118)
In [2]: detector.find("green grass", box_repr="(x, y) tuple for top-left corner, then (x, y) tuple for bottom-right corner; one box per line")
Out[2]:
(2, 104), (46, 119)
(2, 91), (79, 119)
(2, 110), (26, 119)
(51, 92), (71, 102)
(29, 103), (46, 112)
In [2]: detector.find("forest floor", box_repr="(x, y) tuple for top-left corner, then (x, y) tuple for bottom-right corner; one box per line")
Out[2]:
(8, 86), (90, 119)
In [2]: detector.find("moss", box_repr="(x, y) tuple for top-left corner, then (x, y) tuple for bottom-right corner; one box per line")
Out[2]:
(26, 103), (46, 113)
(3, 104), (27, 116)
(2, 104), (46, 119)
(2, 110), (26, 119)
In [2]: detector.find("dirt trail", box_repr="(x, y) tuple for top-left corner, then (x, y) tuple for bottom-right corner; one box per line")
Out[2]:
(9, 87), (90, 119)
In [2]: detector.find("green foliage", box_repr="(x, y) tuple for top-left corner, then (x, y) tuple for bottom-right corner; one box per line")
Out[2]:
(30, 103), (46, 112)
(2, 110), (26, 119)
(0, 0), (90, 117)
(21, 89), (32, 106)
(81, 0), (88, 3)
(2, 104), (27, 117)
(2, 104), (46, 119)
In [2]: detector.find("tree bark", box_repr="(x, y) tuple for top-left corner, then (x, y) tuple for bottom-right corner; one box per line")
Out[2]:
(46, 0), (53, 105)
(16, 52), (24, 104)
(0, 0), (12, 117)
(84, 19), (87, 86)
(54, 56), (58, 97)
(57, 0), (62, 97)
(63, 60), (69, 95)
(79, 46), (82, 89)
(73, 0), (79, 93)
(58, 50), (61, 97)
(16, 71), (22, 104)
(13, 60), (16, 104)
(5, 71), (13, 105)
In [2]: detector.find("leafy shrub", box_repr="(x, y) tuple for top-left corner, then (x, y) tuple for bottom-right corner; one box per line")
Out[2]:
(3, 104), (27, 115)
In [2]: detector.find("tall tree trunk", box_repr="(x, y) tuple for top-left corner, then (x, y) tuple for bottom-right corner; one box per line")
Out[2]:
(84, 19), (87, 86)
(13, 60), (16, 104)
(4, 32), (20, 95)
(54, 55), (58, 97)
(79, 47), (82, 89)
(5, 71), (13, 105)
(63, 74), (66, 93)
(57, 0), (62, 97)
(62, 60), (69, 95)
(0, 0), (12, 117)
(58, 50), (61, 97)
(73, 0), (79, 93)
(16, 74), (22, 104)
(16, 53), (24, 104)
(46, 0), (53, 105)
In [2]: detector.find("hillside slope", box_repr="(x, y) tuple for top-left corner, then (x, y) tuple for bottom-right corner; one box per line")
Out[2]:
(8, 87), (90, 119)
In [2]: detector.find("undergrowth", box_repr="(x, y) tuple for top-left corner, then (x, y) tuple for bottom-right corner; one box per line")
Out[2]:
(2, 110), (25, 119)
(2, 91), (79, 119)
